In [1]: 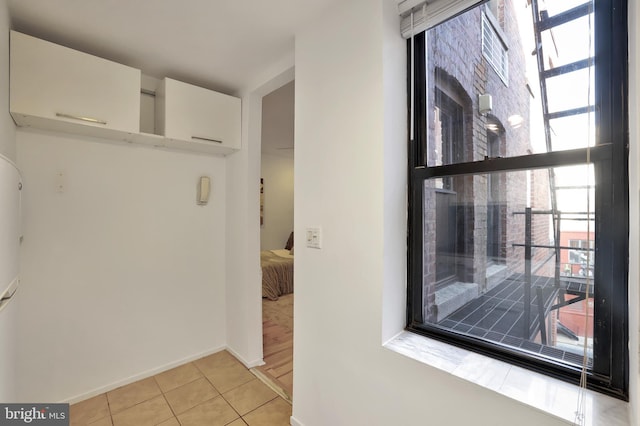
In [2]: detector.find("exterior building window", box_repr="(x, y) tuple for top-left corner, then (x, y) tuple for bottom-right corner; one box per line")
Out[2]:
(408, 0), (628, 399)
(482, 12), (509, 84)
(486, 120), (506, 265)
(566, 239), (595, 276)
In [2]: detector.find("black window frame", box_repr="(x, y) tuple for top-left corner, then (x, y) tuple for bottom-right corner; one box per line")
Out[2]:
(406, 0), (629, 400)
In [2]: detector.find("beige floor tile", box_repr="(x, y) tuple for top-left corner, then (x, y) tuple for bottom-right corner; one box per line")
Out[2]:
(223, 379), (277, 416)
(156, 417), (180, 426)
(227, 419), (248, 426)
(243, 398), (292, 426)
(107, 377), (162, 414)
(164, 377), (219, 414)
(193, 350), (241, 376)
(111, 395), (173, 426)
(154, 362), (203, 392)
(70, 394), (110, 425)
(177, 396), (240, 426)
(87, 415), (113, 426)
(205, 361), (256, 394)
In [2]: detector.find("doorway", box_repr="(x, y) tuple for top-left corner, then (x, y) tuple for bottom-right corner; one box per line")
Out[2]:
(255, 80), (295, 401)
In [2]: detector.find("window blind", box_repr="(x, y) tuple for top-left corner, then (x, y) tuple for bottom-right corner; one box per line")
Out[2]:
(399, 0), (484, 38)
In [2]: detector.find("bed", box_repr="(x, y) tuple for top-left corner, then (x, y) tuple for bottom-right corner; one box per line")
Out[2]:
(261, 249), (294, 300)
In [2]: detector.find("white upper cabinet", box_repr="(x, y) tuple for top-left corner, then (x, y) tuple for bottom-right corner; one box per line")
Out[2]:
(10, 31), (141, 134)
(10, 32), (240, 156)
(156, 78), (241, 155)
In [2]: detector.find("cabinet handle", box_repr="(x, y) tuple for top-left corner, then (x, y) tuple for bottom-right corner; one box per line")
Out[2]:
(56, 113), (107, 125)
(192, 136), (223, 144)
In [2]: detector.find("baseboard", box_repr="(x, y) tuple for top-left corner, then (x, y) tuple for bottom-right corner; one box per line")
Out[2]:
(225, 346), (264, 368)
(290, 415), (304, 426)
(62, 345), (227, 404)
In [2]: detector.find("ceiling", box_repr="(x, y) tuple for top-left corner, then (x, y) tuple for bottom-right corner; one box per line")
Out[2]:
(6, 0), (331, 154)
(6, 0), (338, 95)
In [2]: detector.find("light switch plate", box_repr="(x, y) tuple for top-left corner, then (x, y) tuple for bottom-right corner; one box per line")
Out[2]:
(305, 227), (322, 249)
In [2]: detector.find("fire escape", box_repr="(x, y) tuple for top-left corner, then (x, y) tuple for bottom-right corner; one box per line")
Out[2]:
(520, 0), (595, 346)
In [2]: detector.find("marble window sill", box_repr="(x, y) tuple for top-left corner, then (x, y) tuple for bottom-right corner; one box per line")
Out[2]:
(384, 331), (629, 425)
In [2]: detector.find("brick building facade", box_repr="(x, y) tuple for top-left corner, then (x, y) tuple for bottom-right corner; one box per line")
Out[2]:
(422, 0), (553, 323)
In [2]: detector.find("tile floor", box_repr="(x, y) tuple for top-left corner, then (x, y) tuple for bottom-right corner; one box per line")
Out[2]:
(70, 350), (292, 426)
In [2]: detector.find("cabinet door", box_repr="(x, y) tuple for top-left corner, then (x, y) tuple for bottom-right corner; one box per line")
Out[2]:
(10, 31), (140, 133)
(159, 78), (241, 150)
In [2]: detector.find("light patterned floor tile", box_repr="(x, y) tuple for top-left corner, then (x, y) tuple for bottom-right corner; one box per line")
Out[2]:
(70, 350), (292, 426)
(87, 416), (113, 426)
(223, 379), (277, 416)
(156, 417), (180, 426)
(204, 361), (256, 393)
(177, 396), (239, 426)
(154, 362), (203, 392)
(107, 377), (162, 414)
(70, 394), (110, 425)
(164, 377), (219, 414)
(193, 351), (241, 377)
(243, 398), (292, 426)
(111, 395), (173, 426)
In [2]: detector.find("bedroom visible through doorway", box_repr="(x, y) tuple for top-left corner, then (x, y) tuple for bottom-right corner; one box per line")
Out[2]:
(256, 80), (294, 401)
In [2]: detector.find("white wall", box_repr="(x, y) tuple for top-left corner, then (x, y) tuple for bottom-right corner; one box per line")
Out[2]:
(261, 80), (294, 157)
(0, 0), (18, 403)
(290, 0), (602, 424)
(260, 154), (294, 250)
(0, 286), (17, 402)
(260, 81), (294, 251)
(224, 92), (264, 368)
(16, 131), (227, 403)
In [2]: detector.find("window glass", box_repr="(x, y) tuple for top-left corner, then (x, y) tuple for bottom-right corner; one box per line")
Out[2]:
(409, 0), (628, 398)
(424, 0), (594, 167)
(543, 0), (592, 18)
(540, 15), (594, 69)
(422, 166), (593, 365)
(545, 68), (594, 114)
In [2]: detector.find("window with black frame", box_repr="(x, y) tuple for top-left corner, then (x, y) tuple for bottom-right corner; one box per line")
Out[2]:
(407, 0), (628, 399)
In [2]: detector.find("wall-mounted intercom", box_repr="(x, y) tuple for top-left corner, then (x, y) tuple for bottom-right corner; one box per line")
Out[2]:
(197, 176), (210, 205)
